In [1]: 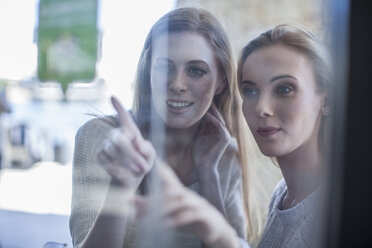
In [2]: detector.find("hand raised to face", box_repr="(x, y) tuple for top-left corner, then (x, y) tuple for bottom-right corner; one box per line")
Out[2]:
(97, 96), (156, 189)
(192, 104), (231, 174)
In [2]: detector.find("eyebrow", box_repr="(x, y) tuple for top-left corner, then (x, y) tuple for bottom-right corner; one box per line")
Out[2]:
(187, 60), (208, 65)
(241, 74), (297, 85)
(154, 58), (208, 67)
(241, 80), (255, 85)
(270, 74), (297, 82)
(154, 58), (172, 63)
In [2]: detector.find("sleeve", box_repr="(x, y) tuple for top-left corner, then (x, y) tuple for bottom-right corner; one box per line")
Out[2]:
(69, 118), (114, 248)
(218, 138), (248, 241)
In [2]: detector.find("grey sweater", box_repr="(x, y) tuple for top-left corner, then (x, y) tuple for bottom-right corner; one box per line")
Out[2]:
(258, 179), (322, 248)
(69, 117), (248, 248)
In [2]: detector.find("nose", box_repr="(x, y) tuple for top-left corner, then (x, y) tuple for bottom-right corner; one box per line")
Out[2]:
(168, 71), (187, 94)
(255, 93), (273, 118)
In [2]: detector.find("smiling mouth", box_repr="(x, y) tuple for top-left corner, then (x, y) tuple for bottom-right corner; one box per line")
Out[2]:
(166, 100), (194, 108)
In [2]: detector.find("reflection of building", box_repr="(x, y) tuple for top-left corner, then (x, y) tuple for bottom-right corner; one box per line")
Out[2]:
(177, 0), (325, 54)
(0, 79), (112, 170)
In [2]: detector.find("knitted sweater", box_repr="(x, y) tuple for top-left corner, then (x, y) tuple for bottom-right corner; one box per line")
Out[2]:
(257, 179), (322, 248)
(69, 117), (247, 248)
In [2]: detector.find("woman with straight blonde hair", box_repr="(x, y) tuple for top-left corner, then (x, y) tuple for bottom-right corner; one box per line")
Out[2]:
(238, 23), (331, 248)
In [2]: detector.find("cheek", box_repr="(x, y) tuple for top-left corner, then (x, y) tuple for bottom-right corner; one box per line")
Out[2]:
(191, 79), (216, 99)
(241, 100), (249, 120)
(279, 103), (301, 122)
(242, 99), (254, 126)
(279, 99), (320, 139)
(150, 74), (167, 97)
(150, 74), (157, 93)
(277, 102), (307, 137)
(151, 73), (161, 86)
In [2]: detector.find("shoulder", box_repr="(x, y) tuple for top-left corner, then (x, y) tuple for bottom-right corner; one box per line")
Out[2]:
(75, 116), (118, 143)
(74, 115), (119, 162)
(77, 115), (118, 137)
(272, 178), (287, 194)
(268, 178), (287, 211)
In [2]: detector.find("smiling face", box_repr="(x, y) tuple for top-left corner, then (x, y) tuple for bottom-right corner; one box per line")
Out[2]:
(240, 44), (325, 157)
(150, 32), (223, 129)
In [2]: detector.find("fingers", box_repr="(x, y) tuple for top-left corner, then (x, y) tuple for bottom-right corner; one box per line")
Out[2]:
(101, 138), (120, 160)
(97, 96), (156, 188)
(133, 138), (156, 163)
(133, 188), (201, 229)
(98, 156), (138, 187)
(96, 96), (157, 187)
(111, 96), (142, 139)
(105, 130), (150, 174)
(97, 149), (112, 164)
(111, 131), (149, 171)
(167, 208), (203, 229)
(163, 189), (201, 218)
(97, 131), (153, 187)
(166, 207), (199, 228)
(162, 188), (220, 242)
(209, 103), (226, 126)
(204, 112), (230, 143)
(202, 104), (229, 140)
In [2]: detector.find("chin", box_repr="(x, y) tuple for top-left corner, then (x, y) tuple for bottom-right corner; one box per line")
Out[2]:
(164, 118), (196, 129)
(258, 145), (285, 158)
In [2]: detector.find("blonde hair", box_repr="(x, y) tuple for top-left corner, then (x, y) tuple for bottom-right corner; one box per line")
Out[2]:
(131, 7), (255, 241)
(237, 23), (332, 155)
(237, 23), (332, 244)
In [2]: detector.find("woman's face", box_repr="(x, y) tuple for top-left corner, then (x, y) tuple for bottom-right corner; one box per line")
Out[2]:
(240, 44), (324, 157)
(150, 32), (223, 129)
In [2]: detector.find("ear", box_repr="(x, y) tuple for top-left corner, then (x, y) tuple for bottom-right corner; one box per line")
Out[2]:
(321, 95), (330, 116)
(214, 78), (227, 96)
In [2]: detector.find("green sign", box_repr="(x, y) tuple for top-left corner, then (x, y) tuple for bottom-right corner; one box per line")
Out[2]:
(37, 0), (98, 94)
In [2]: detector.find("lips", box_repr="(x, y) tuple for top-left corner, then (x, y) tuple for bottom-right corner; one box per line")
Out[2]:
(166, 100), (193, 108)
(165, 100), (194, 113)
(257, 127), (280, 137)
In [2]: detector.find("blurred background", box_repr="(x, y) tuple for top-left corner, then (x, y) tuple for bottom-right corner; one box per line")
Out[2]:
(0, 0), (327, 247)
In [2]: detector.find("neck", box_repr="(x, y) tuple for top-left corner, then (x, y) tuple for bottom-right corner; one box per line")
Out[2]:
(148, 110), (200, 159)
(161, 123), (200, 186)
(166, 122), (200, 153)
(277, 137), (324, 207)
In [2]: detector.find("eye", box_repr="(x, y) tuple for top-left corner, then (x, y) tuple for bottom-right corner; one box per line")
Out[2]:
(275, 85), (293, 95)
(187, 66), (207, 78)
(153, 63), (173, 73)
(241, 86), (258, 97)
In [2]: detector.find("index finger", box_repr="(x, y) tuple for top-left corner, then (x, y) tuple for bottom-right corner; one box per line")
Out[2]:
(111, 96), (141, 137)
(209, 103), (226, 125)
